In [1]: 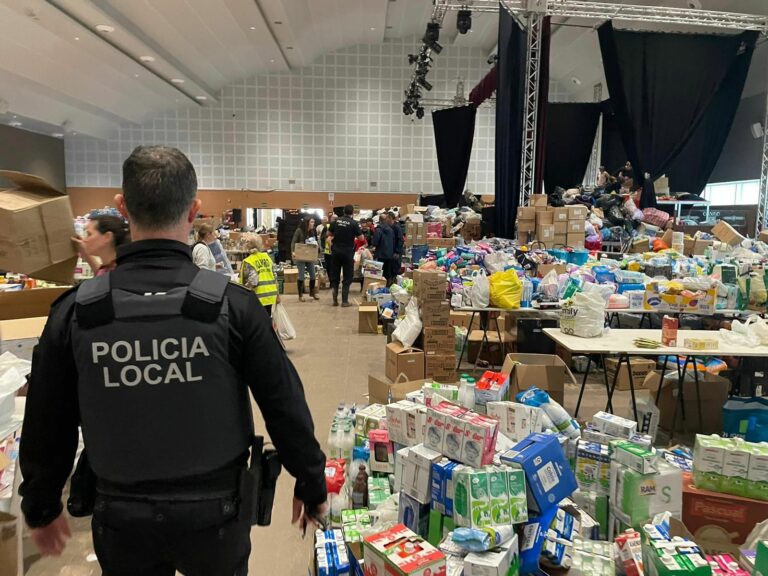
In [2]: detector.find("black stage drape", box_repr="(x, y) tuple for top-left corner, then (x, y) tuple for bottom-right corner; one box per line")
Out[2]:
(600, 100), (627, 175)
(667, 33), (758, 195)
(432, 105), (477, 208)
(544, 103), (601, 194)
(495, 8), (527, 237)
(598, 22), (757, 189)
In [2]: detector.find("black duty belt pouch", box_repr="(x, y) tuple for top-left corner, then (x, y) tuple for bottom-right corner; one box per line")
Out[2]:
(68, 449), (97, 517)
(240, 435), (282, 526)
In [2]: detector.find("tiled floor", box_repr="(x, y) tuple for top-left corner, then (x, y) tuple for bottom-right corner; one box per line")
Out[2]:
(23, 291), (639, 575)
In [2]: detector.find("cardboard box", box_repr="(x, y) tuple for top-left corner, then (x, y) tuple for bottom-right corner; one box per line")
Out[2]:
(551, 234), (567, 248)
(567, 205), (589, 221)
(501, 433), (578, 513)
(369, 375), (453, 405)
(536, 224), (555, 244)
(425, 353), (456, 382)
(283, 268), (298, 294)
(760, 229), (768, 244)
(386, 342), (426, 382)
(0, 287), (70, 320)
(406, 221), (427, 247)
(363, 274), (386, 294)
(293, 242), (318, 262)
(431, 458), (463, 516)
(461, 220), (482, 242)
(517, 219), (536, 233)
(467, 330), (513, 366)
(554, 222), (568, 235)
(0, 171), (77, 283)
(537, 263), (567, 278)
(427, 237), (456, 249)
(363, 524), (446, 576)
(421, 300), (451, 328)
(566, 233), (585, 248)
(568, 220), (584, 234)
(712, 220), (745, 247)
(423, 326), (455, 354)
(553, 207), (570, 222)
(501, 353), (570, 405)
(358, 304), (379, 334)
(682, 477), (768, 556)
(449, 311), (473, 330)
(692, 239), (713, 256)
(643, 283), (717, 314)
(535, 210), (554, 226)
(644, 371), (729, 434)
(629, 238), (650, 254)
(604, 358), (656, 391)
(518, 206), (536, 220)
(531, 194), (548, 207)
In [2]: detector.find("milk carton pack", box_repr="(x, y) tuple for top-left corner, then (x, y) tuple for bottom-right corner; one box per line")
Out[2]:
(403, 444), (442, 504)
(425, 403), (464, 453)
(612, 440), (658, 474)
(747, 442), (768, 501)
(386, 400), (420, 446)
(487, 401), (544, 442)
(453, 468), (492, 528)
(592, 411), (637, 439)
(443, 416), (466, 462)
(506, 468), (528, 523)
(722, 439), (751, 498)
(611, 459), (682, 527)
(464, 534), (518, 576)
(431, 458), (463, 516)
(363, 523), (446, 576)
(575, 440), (611, 495)
(488, 467), (512, 526)
(462, 413), (498, 468)
(693, 434), (728, 492)
(354, 403), (386, 438)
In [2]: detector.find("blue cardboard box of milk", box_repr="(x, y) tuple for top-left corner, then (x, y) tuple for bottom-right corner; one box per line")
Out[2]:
(501, 433), (577, 513)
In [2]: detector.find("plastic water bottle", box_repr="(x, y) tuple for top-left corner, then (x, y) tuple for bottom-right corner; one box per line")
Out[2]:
(459, 378), (476, 410)
(521, 277), (533, 308)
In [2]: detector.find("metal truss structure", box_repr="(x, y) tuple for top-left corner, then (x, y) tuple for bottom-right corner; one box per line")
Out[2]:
(437, 0), (768, 221)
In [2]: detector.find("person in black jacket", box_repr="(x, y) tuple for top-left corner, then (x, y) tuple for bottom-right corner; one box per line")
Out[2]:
(328, 205), (364, 307)
(386, 212), (404, 286)
(372, 218), (395, 286)
(19, 145), (327, 575)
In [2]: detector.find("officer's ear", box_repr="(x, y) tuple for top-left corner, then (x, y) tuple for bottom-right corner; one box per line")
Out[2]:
(187, 199), (202, 224)
(114, 194), (129, 219)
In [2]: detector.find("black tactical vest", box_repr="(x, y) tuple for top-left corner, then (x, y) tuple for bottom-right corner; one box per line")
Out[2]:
(71, 269), (253, 484)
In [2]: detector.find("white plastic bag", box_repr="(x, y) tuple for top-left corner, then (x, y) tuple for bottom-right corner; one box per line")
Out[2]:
(483, 252), (508, 275)
(471, 272), (490, 308)
(747, 314), (768, 345)
(393, 298), (422, 348)
(272, 303), (296, 341)
(720, 317), (762, 348)
(559, 291), (606, 338)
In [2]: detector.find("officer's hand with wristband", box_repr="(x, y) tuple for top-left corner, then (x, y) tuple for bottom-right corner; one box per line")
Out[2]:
(29, 513), (71, 557)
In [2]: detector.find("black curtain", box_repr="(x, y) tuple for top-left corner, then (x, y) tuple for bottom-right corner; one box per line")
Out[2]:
(544, 103), (601, 194)
(600, 100), (627, 175)
(432, 105), (477, 208)
(666, 34), (758, 195)
(598, 22), (757, 184)
(495, 8), (527, 237)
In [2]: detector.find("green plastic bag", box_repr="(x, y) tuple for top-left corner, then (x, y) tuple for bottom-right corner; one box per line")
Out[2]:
(489, 269), (522, 309)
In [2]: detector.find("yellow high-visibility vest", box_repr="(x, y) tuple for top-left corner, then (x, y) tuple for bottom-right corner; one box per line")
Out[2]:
(240, 252), (278, 306)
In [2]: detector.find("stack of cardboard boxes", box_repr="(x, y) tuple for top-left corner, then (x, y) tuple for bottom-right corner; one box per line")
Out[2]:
(516, 195), (587, 249)
(414, 270), (456, 382)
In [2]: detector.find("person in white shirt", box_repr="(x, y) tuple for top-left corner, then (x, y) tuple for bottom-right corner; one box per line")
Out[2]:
(192, 223), (217, 271)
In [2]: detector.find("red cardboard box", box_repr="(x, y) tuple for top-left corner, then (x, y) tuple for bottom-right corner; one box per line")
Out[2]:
(682, 474), (768, 556)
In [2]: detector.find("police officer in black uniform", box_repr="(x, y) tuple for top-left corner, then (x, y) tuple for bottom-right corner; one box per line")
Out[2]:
(19, 145), (327, 575)
(328, 204), (364, 307)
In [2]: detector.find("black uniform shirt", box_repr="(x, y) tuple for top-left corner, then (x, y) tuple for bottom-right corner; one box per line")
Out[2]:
(329, 217), (361, 255)
(19, 239), (327, 527)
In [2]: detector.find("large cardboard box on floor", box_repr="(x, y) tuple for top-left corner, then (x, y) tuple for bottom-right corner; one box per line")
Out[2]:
(358, 304), (379, 334)
(643, 371), (729, 434)
(0, 171), (77, 283)
(605, 357), (656, 391)
(0, 287), (70, 320)
(500, 353), (570, 405)
(369, 374), (456, 405)
(682, 474), (768, 556)
(283, 267), (299, 294)
(385, 342), (425, 382)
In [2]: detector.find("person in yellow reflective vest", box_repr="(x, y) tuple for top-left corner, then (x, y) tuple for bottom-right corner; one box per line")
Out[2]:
(239, 234), (279, 315)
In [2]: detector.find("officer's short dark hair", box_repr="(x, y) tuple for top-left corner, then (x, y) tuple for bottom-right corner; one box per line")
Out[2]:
(344, 204), (354, 216)
(122, 145), (198, 230)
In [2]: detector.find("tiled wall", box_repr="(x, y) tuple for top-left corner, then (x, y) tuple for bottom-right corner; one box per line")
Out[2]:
(66, 38), (575, 195)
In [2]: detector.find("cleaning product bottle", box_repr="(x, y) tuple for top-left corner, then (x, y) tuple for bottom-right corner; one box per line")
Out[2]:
(459, 378), (476, 410)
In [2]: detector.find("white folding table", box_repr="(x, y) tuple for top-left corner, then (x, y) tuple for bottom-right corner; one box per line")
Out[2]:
(543, 328), (767, 435)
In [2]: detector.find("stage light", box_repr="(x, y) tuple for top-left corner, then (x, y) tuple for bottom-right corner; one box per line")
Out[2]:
(425, 22), (440, 43)
(416, 107), (425, 119)
(457, 10), (472, 34)
(417, 76), (432, 91)
(408, 53), (418, 64)
(427, 41), (442, 54)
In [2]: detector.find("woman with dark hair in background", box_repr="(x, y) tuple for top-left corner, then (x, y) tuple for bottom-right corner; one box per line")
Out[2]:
(72, 215), (131, 276)
(292, 216), (320, 302)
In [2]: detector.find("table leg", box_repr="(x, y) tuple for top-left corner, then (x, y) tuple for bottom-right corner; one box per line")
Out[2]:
(602, 354), (613, 413)
(692, 355), (704, 432)
(605, 355), (622, 413)
(494, 315), (504, 372)
(475, 311), (490, 370)
(671, 355), (690, 441)
(626, 353), (638, 423)
(655, 358), (668, 407)
(575, 355), (592, 418)
(456, 311), (476, 370)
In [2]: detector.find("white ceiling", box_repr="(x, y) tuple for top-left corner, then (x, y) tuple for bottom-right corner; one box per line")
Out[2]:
(0, 0), (766, 139)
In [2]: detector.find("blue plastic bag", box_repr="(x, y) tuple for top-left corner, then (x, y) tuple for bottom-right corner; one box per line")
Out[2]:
(722, 396), (768, 442)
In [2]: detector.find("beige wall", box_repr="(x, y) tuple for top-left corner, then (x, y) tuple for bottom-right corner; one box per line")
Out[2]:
(67, 187), (419, 218)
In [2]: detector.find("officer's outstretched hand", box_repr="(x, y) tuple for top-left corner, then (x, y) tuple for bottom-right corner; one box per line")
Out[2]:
(30, 513), (71, 556)
(292, 497), (329, 535)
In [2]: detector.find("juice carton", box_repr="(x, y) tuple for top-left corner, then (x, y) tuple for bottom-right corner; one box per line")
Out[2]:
(722, 438), (751, 498)
(693, 434), (727, 493)
(612, 440), (659, 474)
(453, 468), (492, 528)
(488, 466), (512, 526)
(747, 442), (768, 501)
(576, 440), (611, 495)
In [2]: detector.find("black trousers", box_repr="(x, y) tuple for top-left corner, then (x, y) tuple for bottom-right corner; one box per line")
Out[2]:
(331, 252), (354, 301)
(92, 492), (251, 576)
(324, 253), (333, 278)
